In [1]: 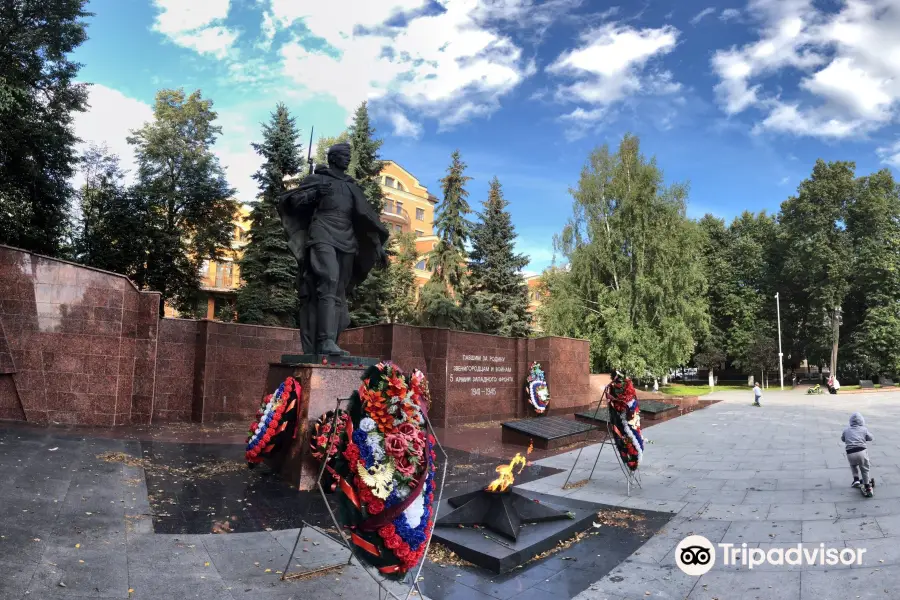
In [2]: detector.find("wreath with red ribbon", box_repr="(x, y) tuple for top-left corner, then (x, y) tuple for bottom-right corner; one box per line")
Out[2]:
(245, 377), (301, 465)
(310, 409), (350, 490)
(324, 363), (437, 578)
(606, 374), (644, 471)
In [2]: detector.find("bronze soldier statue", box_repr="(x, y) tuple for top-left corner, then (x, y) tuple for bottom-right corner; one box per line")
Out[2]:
(277, 142), (389, 356)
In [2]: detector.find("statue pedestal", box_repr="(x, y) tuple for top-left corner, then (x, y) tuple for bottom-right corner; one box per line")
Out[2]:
(263, 359), (375, 490)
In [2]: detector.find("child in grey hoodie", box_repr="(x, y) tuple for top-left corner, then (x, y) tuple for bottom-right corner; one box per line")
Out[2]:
(842, 412), (874, 497)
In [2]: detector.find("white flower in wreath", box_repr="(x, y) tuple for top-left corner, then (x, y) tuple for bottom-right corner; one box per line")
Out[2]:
(403, 492), (426, 528)
(537, 388), (549, 403)
(395, 484), (411, 500)
(360, 417), (376, 433)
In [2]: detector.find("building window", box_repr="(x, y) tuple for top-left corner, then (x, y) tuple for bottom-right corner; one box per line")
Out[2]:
(385, 199), (394, 214)
(216, 262), (233, 288)
(395, 201), (403, 214)
(393, 224), (403, 234)
(415, 230), (424, 237)
(384, 176), (396, 188)
(415, 259), (427, 270)
(200, 260), (210, 279)
(416, 208), (425, 221)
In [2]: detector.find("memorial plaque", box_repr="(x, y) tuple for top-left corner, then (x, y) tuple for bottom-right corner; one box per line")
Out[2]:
(449, 352), (517, 401)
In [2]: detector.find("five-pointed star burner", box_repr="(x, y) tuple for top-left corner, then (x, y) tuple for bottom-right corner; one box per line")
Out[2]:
(435, 488), (571, 542)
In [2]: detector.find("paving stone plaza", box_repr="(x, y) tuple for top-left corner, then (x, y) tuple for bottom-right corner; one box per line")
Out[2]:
(3, 388), (899, 599)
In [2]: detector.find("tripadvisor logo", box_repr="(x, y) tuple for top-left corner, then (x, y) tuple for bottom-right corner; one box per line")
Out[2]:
(675, 536), (867, 575)
(675, 535), (715, 576)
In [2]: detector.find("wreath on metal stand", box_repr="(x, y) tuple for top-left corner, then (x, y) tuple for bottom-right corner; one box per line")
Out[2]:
(561, 371), (644, 495)
(281, 364), (448, 600)
(526, 361), (550, 414)
(246, 376), (302, 466)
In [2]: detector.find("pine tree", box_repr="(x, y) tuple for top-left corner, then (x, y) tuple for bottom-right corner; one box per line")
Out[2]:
(236, 104), (304, 327)
(429, 150), (471, 290)
(419, 150), (472, 328)
(466, 177), (531, 337)
(344, 102), (390, 327)
(0, 0), (90, 256)
(127, 89), (238, 314)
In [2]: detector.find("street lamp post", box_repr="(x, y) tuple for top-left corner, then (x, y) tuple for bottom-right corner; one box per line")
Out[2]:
(776, 292), (784, 391)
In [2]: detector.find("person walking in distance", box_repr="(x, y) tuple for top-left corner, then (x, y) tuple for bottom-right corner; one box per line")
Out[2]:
(752, 381), (762, 407)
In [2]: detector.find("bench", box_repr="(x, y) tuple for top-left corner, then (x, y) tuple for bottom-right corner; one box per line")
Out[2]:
(881, 378), (895, 387)
(859, 379), (875, 389)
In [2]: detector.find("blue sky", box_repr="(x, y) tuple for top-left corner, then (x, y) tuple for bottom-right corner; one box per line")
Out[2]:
(71, 0), (900, 273)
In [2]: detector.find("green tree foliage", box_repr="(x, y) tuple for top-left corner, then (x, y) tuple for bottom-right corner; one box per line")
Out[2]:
(778, 160), (855, 373)
(343, 102), (390, 328)
(844, 169), (900, 377)
(538, 135), (708, 375)
(236, 103), (303, 327)
(420, 150), (472, 328)
(384, 232), (418, 324)
(465, 177), (531, 337)
(314, 131), (350, 170)
(696, 211), (780, 375)
(127, 89), (237, 314)
(73, 145), (149, 278)
(0, 0), (90, 255)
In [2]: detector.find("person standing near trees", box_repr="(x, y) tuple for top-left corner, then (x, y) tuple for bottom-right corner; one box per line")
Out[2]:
(753, 381), (762, 407)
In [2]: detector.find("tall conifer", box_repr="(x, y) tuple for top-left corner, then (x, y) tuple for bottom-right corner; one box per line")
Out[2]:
(346, 102), (390, 327)
(467, 177), (531, 337)
(236, 103), (303, 327)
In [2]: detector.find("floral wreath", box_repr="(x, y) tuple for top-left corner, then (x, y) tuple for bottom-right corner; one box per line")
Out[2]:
(246, 377), (302, 465)
(526, 361), (550, 414)
(326, 363), (437, 577)
(606, 372), (644, 471)
(310, 409), (351, 490)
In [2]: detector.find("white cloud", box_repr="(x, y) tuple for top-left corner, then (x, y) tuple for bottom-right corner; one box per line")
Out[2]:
(546, 22), (680, 131)
(152, 0), (238, 59)
(73, 84), (154, 182)
(258, 11), (276, 50)
(690, 7), (716, 25)
(388, 111), (423, 138)
(271, 0), (548, 131)
(720, 8), (741, 22)
(73, 84), (265, 203)
(712, 0), (900, 140)
(877, 141), (900, 168)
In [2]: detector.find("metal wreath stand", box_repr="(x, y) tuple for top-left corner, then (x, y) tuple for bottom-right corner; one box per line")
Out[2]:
(280, 395), (449, 600)
(561, 385), (643, 496)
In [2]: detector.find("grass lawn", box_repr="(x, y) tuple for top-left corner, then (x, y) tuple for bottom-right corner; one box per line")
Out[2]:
(659, 384), (748, 396)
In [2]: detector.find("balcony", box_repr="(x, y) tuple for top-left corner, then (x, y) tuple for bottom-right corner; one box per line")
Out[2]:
(382, 205), (410, 225)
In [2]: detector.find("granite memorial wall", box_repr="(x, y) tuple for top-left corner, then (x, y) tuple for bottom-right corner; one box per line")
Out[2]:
(0, 245), (590, 427)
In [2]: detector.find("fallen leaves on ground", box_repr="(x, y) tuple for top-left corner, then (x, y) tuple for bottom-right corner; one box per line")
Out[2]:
(427, 544), (475, 567)
(283, 564), (344, 581)
(212, 520), (233, 534)
(96, 452), (245, 480)
(562, 479), (589, 491)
